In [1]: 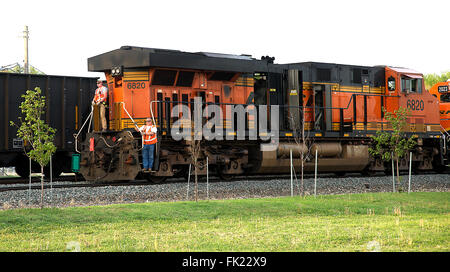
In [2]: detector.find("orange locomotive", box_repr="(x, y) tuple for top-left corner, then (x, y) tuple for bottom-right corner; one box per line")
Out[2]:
(76, 46), (448, 182)
(428, 80), (450, 132)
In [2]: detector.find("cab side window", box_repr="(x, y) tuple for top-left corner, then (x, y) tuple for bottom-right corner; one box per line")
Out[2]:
(401, 78), (409, 92)
(401, 77), (422, 93)
(417, 79), (423, 93)
(387, 76), (396, 91)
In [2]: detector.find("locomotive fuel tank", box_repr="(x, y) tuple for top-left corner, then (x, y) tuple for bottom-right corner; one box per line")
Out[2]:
(257, 143), (369, 174)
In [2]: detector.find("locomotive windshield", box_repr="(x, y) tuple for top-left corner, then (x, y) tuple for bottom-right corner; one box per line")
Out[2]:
(441, 93), (450, 103)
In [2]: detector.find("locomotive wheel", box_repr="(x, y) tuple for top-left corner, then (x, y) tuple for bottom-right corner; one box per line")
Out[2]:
(184, 170), (202, 183)
(216, 166), (234, 181)
(14, 155), (40, 178)
(44, 163), (63, 179)
(146, 175), (168, 184)
(14, 163), (30, 179)
(173, 167), (187, 178)
(361, 168), (376, 177)
(433, 164), (448, 173)
(74, 173), (85, 181)
(181, 165), (206, 183)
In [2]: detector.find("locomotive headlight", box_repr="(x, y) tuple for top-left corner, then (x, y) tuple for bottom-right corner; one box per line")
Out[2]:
(111, 66), (122, 77)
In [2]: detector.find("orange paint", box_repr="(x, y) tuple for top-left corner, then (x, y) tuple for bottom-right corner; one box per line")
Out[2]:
(428, 81), (450, 131)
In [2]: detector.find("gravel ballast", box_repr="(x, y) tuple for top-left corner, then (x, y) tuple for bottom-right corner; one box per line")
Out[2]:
(0, 173), (449, 209)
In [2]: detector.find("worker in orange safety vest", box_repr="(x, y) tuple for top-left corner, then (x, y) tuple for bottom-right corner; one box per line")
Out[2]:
(135, 117), (158, 172)
(92, 79), (108, 131)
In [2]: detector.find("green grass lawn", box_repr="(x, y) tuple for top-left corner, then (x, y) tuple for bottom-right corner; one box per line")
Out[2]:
(0, 192), (448, 252)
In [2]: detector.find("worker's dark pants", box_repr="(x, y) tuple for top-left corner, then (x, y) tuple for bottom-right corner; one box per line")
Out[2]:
(142, 144), (155, 170)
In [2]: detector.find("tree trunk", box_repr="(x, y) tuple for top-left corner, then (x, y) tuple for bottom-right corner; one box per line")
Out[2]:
(396, 157), (400, 192)
(300, 156), (304, 197)
(300, 111), (305, 197)
(40, 165), (44, 209)
(194, 165), (198, 202)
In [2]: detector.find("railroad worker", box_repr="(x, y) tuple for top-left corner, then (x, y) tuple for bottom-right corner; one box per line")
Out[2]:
(135, 118), (158, 172)
(92, 79), (108, 131)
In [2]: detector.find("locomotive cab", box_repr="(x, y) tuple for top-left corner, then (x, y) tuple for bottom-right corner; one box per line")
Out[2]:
(384, 67), (441, 134)
(428, 80), (450, 165)
(383, 67), (444, 171)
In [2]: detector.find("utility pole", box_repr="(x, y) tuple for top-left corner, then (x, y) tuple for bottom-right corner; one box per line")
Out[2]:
(23, 26), (29, 74)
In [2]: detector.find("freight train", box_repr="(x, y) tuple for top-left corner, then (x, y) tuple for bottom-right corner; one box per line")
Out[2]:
(69, 45), (449, 182)
(0, 73), (97, 178)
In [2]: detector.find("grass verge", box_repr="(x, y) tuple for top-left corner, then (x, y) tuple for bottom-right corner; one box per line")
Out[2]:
(0, 192), (448, 252)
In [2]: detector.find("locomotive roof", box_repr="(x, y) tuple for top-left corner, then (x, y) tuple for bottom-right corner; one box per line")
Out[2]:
(88, 46), (272, 73)
(89, 46), (427, 77)
(387, 66), (422, 75)
(286, 61), (382, 70)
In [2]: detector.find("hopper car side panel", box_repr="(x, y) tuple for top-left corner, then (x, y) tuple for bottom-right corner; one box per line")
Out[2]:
(0, 73), (97, 176)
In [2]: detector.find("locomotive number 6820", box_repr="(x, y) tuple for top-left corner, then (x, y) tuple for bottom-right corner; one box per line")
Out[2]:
(407, 99), (424, 111)
(127, 82), (146, 89)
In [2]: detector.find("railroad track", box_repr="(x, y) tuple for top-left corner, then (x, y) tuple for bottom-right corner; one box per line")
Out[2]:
(1, 170), (448, 194)
(0, 173), (361, 191)
(0, 174), (325, 193)
(0, 175), (81, 185)
(0, 179), (155, 193)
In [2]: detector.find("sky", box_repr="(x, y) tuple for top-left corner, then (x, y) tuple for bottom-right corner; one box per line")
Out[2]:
(1, 0), (449, 80)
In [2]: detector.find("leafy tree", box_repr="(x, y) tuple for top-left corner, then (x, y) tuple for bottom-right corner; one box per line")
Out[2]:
(10, 87), (56, 208)
(369, 107), (417, 192)
(424, 71), (450, 89)
(5, 65), (24, 73)
(0, 63), (45, 74)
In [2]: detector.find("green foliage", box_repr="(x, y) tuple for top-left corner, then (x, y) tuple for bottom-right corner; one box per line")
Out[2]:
(369, 107), (417, 192)
(3, 65), (24, 73)
(369, 107), (417, 162)
(10, 87), (56, 167)
(0, 64), (45, 75)
(424, 71), (450, 89)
